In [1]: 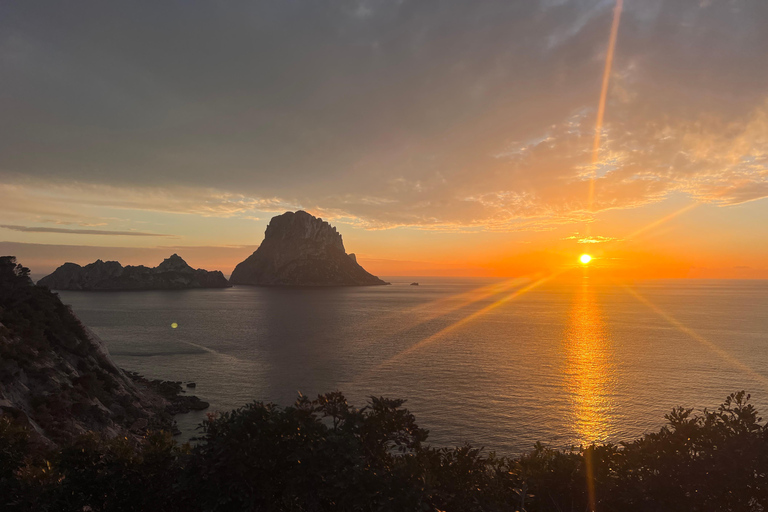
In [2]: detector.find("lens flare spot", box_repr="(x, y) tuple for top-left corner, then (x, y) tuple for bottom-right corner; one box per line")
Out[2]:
(171, 322), (178, 329)
(580, 254), (592, 265)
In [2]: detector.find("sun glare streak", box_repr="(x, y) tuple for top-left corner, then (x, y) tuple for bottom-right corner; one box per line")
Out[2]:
(587, 0), (623, 229)
(367, 273), (561, 374)
(618, 185), (740, 246)
(623, 285), (768, 387)
(622, 202), (700, 242)
(565, 280), (614, 511)
(396, 278), (527, 321)
(348, 278), (529, 351)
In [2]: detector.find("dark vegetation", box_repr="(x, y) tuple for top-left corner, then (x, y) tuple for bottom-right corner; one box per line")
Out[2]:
(0, 257), (88, 360)
(2, 390), (768, 512)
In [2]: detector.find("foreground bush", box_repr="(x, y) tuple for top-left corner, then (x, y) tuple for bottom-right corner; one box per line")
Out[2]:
(2, 391), (768, 511)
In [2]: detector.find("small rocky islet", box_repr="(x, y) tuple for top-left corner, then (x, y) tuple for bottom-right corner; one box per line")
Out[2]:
(37, 253), (230, 291)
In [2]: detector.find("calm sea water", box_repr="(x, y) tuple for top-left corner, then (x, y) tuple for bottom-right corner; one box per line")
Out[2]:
(58, 277), (768, 455)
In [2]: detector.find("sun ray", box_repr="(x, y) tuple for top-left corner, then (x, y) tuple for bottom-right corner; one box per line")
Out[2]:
(587, 0), (623, 224)
(622, 202), (700, 242)
(346, 277), (530, 353)
(395, 278), (527, 321)
(365, 272), (564, 375)
(623, 285), (768, 387)
(613, 181), (742, 248)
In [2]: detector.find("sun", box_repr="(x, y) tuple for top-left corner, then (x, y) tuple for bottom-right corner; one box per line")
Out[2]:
(579, 254), (592, 264)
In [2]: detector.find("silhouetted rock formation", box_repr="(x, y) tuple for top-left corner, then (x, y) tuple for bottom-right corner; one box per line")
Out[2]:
(0, 256), (207, 447)
(37, 254), (230, 291)
(230, 211), (388, 286)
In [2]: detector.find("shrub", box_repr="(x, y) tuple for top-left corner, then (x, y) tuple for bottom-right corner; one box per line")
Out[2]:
(2, 391), (768, 511)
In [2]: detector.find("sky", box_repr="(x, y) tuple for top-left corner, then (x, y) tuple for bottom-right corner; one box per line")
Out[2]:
(1, 0), (767, 279)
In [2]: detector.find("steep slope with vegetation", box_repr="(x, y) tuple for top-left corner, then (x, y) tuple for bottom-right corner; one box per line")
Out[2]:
(0, 256), (191, 447)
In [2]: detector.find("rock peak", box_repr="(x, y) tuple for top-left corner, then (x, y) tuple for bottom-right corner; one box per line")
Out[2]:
(230, 211), (387, 287)
(156, 253), (189, 272)
(264, 210), (345, 253)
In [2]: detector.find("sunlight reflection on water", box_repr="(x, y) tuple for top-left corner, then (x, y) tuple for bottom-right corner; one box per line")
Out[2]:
(564, 279), (616, 446)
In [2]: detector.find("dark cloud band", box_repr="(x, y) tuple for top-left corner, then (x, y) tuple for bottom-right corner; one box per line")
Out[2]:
(0, 225), (174, 237)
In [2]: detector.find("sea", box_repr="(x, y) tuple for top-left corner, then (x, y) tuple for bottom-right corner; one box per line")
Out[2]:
(57, 277), (768, 455)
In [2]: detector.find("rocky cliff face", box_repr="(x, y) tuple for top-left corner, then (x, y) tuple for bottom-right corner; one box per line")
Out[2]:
(230, 211), (388, 286)
(37, 254), (230, 291)
(0, 257), (206, 447)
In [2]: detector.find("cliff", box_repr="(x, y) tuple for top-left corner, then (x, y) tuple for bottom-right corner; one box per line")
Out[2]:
(0, 257), (207, 447)
(37, 254), (230, 291)
(229, 211), (388, 286)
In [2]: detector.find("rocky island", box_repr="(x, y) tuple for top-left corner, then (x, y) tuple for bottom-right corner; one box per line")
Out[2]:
(230, 211), (388, 286)
(37, 253), (230, 291)
(0, 256), (207, 447)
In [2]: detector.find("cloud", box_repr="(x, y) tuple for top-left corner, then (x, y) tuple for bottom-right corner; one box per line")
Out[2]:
(46, 185), (299, 218)
(563, 234), (623, 244)
(0, 225), (174, 237)
(0, 182), (299, 221)
(0, 0), (767, 232)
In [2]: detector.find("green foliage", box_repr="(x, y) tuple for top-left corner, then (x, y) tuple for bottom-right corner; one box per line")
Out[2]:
(2, 391), (768, 511)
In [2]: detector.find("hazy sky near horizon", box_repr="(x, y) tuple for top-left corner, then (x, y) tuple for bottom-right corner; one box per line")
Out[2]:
(2, 0), (768, 277)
